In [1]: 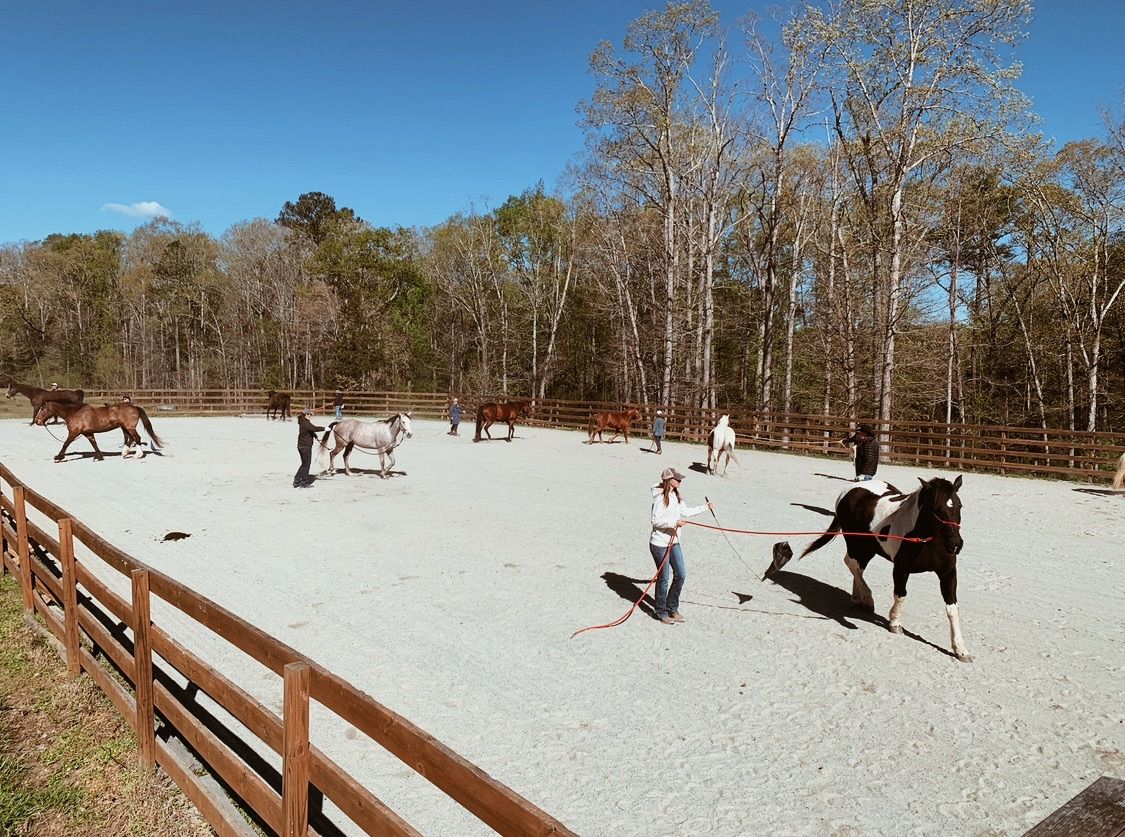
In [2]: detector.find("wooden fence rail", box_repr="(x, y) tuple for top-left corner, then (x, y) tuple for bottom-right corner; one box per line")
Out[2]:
(0, 461), (576, 837)
(77, 389), (1125, 481)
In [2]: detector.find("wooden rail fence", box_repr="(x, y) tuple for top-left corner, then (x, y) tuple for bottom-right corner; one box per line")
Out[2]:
(0, 462), (576, 836)
(76, 389), (1125, 482)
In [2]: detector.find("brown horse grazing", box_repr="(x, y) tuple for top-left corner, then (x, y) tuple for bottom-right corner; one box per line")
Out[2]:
(474, 399), (533, 442)
(35, 402), (165, 462)
(587, 408), (642, 444)
(266, 390), (292, 421)
(5, 379), (84, 424)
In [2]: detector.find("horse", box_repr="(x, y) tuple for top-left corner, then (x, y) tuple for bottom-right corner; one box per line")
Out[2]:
(587, 408), (642, 444)
(473, 399), (533, 442)
(1113, 453), (1125, 490)
(5, 379), (84, 425)
(706, 415), (738, 476)
(35, 401), (164, 463)
(799, 476), (970, 661)
(317, 412), (413, 477)
(266, 390), (291, 421)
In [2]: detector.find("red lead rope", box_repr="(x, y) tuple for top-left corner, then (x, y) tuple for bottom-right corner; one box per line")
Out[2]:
(569, 515), (959, 639)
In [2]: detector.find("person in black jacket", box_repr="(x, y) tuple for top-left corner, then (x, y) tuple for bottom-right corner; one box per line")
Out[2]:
(842, 423), (879, 481)
(294, 408), (325, 488)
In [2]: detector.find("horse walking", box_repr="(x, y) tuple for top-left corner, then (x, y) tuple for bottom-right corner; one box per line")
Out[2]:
(6, 379), (84, 425)
(317, 413), (413, 477)
(474, 400), (532, 442)
(800, 476), (970, 661)
(266, 390), (291, 421)
(587, 408), (642, 444)
(36, 402), (164, 462)
(706, 415), (738, 476)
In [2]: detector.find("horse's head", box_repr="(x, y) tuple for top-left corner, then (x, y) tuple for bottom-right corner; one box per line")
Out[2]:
(398, 412), (414, 439)
(628, 409), (642, 422)
(32, 404), (49, 425)
(919, 475), (963, 555)
(518, 401), (533, 418)
(5, 380), (16, 398)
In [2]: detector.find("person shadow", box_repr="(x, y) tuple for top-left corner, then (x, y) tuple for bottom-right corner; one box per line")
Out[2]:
(1073, 488), (1123, 497)
(768, 570), (957, 659)
(601, 572), (658, 619)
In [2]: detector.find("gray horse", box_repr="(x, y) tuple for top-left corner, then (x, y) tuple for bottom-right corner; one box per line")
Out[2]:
(317, 412), (413, 477)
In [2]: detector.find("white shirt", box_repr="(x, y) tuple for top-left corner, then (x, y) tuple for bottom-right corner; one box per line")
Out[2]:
(649, 485), (709, 547)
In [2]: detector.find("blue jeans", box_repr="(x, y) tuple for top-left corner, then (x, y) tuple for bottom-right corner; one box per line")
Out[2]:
(335, 405), (343, 420)
(649, 542), (686, 618)
(858, 474), (873, 481)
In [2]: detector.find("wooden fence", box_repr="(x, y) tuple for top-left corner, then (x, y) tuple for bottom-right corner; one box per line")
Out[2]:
(0, 462), (576, 837)
(80, 389), (1125, 482)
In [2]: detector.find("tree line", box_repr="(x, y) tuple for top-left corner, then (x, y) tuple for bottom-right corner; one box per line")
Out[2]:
(2, 0), (1123, 432)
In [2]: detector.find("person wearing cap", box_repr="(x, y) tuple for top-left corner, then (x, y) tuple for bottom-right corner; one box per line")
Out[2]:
(333, 389), (345, 420)
(649, 467), (712, 625)
(651, 409), (666, 454)
(294, 408), (326, 488)
(447, 397), (462, 436)
(49, 383), (58, 390)
(841, 423), (879, 481)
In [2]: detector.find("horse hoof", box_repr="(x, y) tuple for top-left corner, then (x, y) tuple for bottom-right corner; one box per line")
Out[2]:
(889, 624), (903, 635)
(956, 652), (974, 663)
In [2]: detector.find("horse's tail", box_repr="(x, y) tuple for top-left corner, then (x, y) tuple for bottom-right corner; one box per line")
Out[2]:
(799, 516), (840, 559)
(318, 423), (338, 452)
(586, 414), (597, 443)
(1113, 452), (1125, 490)
(474, 405), (484, 441)
(137, 407), (164, 450)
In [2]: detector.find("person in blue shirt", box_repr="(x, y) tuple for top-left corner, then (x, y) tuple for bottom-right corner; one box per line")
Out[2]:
(652, 410), (666, 454)
(333, 390), (345, 420)
(448, 398), (463, 436)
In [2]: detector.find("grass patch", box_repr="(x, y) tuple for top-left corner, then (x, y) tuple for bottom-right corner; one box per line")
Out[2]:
(0, 573), (212, 835)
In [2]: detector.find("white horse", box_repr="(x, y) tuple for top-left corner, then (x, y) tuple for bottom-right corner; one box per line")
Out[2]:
(706, 415), (738, 476)
(1113, 452), (1125, 490)
(317, 412), (413, 477)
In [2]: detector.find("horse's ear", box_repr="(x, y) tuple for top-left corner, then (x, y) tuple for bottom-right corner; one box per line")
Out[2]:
(917, 477), (927, 487)
(953, 474), (963, 491)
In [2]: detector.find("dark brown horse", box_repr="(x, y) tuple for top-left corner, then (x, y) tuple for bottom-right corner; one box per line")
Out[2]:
(5, 379), (84, 424)
(266, 390), (291, 421)
(36, 401), (165, 462)
(587, 408), (642, 444)
(474, 399), (533, 442)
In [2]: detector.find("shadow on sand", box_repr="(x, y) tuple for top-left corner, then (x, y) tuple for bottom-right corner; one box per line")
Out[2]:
(768, 570), (957, 659)
(601, 572), (659, 620)
(1073, 487), (1123, 497)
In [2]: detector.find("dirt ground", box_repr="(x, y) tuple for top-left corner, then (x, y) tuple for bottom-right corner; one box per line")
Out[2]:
(1, 414), (1122, 836)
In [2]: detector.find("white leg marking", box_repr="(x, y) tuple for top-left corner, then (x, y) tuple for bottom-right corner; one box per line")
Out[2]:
(946, 603), (973, 662)
(888, 594), (906, 634)
(844, 556), (875, 610)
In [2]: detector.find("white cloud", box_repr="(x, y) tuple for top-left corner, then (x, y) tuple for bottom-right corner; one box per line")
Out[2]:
(100, 201), (172, 219)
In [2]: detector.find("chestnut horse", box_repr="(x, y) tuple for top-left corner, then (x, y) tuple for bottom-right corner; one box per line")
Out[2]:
(474, 399), (533, 442)
(266, 390), (291, 421)
(6, 379), (84, 424)
(36, 401), (164, 462)
(587, 408), (642, 444)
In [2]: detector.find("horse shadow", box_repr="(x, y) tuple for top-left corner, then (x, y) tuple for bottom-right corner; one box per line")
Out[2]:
(1073, 488), (1123, 497)
(65, 449), (164, 461)
(320, 467), (406, 478)
(601, 572), (658, 619)
(768, 570), (957, 659)
(688, 461), (711, 474)
(791, 502), (835, 517)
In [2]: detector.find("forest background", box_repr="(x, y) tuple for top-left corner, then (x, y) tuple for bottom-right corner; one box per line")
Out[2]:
(3, 0), (1124, 433)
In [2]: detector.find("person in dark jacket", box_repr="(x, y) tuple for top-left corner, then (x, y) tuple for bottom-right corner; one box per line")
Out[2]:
(652, 410), (666, 454)
(333, 390), (345, 420)
(448, 398), (462, 435)
(842, 423), (879, 480)
(294, 408), (325, 488)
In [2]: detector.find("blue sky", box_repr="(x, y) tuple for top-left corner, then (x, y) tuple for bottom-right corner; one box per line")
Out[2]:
(1, 0), (1122, 245)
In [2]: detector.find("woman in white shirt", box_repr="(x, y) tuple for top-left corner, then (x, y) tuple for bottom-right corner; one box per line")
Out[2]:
(649, 467), (712, 625)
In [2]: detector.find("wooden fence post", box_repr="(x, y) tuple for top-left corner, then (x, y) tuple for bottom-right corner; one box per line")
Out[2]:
(283, 661), (312, 837)
(58, 519), (81, 677)
(131, 569), (156, 772)
(13, 486), (33, 613)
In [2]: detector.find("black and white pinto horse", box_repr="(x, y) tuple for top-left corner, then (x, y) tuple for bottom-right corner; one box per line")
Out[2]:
(316, 412), (413, 478)
(800, 476), (971, 662)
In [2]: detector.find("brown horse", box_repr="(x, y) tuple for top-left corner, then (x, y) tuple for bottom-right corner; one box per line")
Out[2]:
(474, 399), (533, 442)
(5, 379), (84, 424)
(35, 402), (164, 462)
(587, 408), (642, 444)
(266, 390), (292, 421)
